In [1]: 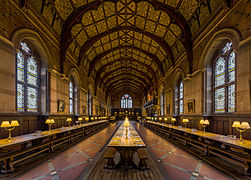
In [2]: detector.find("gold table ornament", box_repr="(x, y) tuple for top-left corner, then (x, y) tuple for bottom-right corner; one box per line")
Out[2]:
(67, 118), (72, 128)
(182, 119), (189, 129)
(45, 119), (55, 132)
(200, 119), (210, 134)
(1, 120), (19, 141)
(232, 121), (250, 142)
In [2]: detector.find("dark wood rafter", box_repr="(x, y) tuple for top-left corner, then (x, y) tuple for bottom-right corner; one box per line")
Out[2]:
(88, 45), (164, 76)
(107, 86), (144, 101)
(78, 26), (175, 66)
(99, 67), (153, 89)
(105, 78), (148, 93)
(94, 57), (158, 88)
(106, 83), (146, 99)
(106, 80), (146, 94)
(112, 90), (143, 100)
(59, 0), (193, 73)
(103, 73), (151, 91)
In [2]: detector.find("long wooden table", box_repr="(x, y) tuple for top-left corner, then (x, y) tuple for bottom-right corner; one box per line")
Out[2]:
(145, 120), (251, 177)
(0, 120), (108, 173)
(108, 120), (146, 166)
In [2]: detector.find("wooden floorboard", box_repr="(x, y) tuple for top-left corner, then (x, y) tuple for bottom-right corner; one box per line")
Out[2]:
(82, 148), (164, 180)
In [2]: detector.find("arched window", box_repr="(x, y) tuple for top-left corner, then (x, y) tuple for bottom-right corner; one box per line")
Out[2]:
(16, 41), (40, 112)
(87, 89), (92, 116)
(121, 94), (132, 108)
(69, 80), (74, 114)
(213, 41), (235, 113)
(160, 91), (165, 116)
(178, 81), (184, 114)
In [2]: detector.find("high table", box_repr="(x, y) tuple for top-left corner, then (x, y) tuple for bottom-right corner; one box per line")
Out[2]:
(0, 120), (108, 173)
(144, 121), (251, 176)
(108, 121), (145, 166)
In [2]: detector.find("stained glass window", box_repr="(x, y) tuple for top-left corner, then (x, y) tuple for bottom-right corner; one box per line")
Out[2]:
(69, 80), (74, 114)
(16, 41), (40, 112)
(213, 41), (236, 113)
(160, 91), (165, 116)
(121, 94), (132, 108)
(179, 81), (183, 114)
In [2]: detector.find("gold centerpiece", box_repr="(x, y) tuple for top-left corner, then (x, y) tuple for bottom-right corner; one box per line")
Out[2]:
(45, 119), (55, 132)
(1, 120), (20, 142)
(200, 119), (210, 134)
(232, 121), (250, 142)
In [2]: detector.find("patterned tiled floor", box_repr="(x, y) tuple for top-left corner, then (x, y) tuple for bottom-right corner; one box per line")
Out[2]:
(15, 122), (120, 180)
(15, 121), (233, 180)
(134, 122), (233, 180)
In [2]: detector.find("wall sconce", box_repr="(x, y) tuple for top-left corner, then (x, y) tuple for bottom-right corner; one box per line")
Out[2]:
(182, 119), (189, 129)
(66, 118), (72, 128)
(1, 120), (19, 141)
(171, 118), (176, 126)
(200, 119), (210, 134)
(232, 121), (250, 142)
(85, 117), (89, 123)
(45, 119), (55, 132)
(78, 117), (83, 125)
(164, 118), (167, 123)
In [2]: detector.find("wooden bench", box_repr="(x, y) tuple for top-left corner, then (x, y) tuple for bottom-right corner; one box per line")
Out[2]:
(104, 147), (116, 169)
(137, 148), (148, 169)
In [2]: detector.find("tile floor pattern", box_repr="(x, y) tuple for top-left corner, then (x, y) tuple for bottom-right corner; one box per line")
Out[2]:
(15, 121), (233, 180)
(134, 122), (233, 180)
(15, 122), (120, 180)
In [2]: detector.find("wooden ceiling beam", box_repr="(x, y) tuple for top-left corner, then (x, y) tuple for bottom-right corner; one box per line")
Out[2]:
(88, 45), (164, 76)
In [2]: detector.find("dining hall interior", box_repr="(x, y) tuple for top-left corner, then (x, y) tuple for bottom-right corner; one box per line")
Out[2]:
(0, 0), (251, 179)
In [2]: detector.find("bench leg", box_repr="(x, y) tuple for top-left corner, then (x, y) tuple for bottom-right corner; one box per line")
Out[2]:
(138, 159), (148, 170)
(105, 158), (115, 169)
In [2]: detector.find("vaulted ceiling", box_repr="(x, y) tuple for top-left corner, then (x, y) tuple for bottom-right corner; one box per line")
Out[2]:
(29, 0), (224, 99)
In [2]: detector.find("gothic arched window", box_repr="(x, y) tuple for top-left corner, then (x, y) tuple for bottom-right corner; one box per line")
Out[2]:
(160, 91), (165, 116)
(178, 81), (184, 114)
(69, 80), (74, 114)
(121, 94), (132, 108)
(213, 41), (236, 113)
(16, 41), (40, 112)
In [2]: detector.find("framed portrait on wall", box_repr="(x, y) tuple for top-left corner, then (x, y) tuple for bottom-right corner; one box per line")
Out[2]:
(187, 99), (195, 113)
(57, 100), (65, 113)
